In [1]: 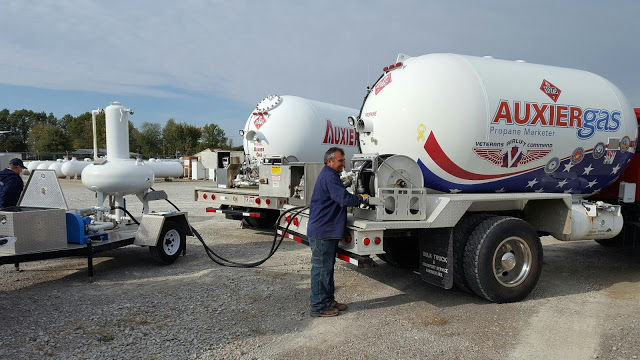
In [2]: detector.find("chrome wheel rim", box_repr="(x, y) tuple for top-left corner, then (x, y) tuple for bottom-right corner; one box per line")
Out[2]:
(492, 236), (532, 287)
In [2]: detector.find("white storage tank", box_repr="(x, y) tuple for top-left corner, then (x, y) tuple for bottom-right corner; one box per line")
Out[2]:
(144, 159), (183, 178)
(242, 95), (359, 167)
(27, 161), (42, 173)
(48, 159), (66, 178)
(357, 53), (638, 196)
(61, 157), (92, 178)
(36, 161), (55, 170)
(82, 102), (154, 196)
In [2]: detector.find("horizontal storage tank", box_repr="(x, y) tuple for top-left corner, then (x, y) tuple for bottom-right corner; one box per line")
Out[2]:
(27, 161), (42, 173)
(242, 95), (359, 167)
(144, 159), (183, 178)
(358, 53), (638, 196)
(48, 159), (66, 178)
(61, 158), (92, 178)
(36, 161), (55, 170)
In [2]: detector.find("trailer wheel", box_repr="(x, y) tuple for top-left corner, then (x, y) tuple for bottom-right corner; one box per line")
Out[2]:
(245, 210), (280, 229)
(463, 216), (542, 303)
(377, 237), (419, 269)
(452, 213), (495, 293)
(150, 221), (185, 264)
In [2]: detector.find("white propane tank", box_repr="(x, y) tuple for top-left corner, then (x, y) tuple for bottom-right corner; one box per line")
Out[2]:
(36, 161), (54, 170)
(82, 102), (154, 197)
(48, 159), (66, 178)
(144, 159), (183, 178)
(27, 161), (42, 172)
(22, 162), (30, 175)
(242, 95), (359, 168)
(82, 159), (153, 195)
(61, 157), (91, 178)
(358, 53), (638, 196)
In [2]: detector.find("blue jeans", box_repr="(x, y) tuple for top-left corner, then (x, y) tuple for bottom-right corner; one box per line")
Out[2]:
(309, 238), (339, 314)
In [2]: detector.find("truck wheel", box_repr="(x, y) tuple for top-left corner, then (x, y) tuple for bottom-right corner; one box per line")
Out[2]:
(150, 221), (185, 264)
(463, 216), (542, 303)
(245, 210), (280, 229)
(452, 213), (495, 293)
(378, 237), (419, 269)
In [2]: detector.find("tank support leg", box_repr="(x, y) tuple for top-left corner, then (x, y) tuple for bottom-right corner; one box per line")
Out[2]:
(87, 242), (94, 281)
(14, 262), (19, 272)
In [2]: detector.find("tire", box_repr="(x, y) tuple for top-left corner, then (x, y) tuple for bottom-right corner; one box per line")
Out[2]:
(463, 216), (542, 303)
(378, 237), (419, 269)
(245, 210), (279, 229)
(452, 213), (495, 293)
(149, 221), (186, 264)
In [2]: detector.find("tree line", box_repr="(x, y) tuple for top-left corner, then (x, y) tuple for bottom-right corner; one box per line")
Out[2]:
(0, 109), (241, 158)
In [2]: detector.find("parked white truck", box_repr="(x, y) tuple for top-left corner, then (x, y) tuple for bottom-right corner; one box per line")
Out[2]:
(195, 95), (358, 227)
(272, 53), (640, 303)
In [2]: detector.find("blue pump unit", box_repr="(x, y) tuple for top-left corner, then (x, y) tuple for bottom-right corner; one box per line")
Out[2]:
(66, 213), (108, 244)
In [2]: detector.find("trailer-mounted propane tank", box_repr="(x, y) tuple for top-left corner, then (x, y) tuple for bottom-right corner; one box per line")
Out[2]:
(354, 53), (638, 196)
(81, 102), (154, 222)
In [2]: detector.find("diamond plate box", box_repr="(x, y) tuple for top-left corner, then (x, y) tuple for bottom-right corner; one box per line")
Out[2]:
(0, 207), (68, 255)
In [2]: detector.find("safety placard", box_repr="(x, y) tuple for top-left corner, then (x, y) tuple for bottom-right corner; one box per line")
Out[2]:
(243, 196), (256, 205)
(271, 166), (281, 174)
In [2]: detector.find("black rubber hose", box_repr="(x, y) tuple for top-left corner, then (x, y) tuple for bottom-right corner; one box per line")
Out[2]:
(150, 187), (308, 268)
(113, 206), (140, 225)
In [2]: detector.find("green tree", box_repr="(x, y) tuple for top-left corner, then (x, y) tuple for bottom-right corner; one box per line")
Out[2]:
(28, 123), (72, 152)
(199, 123), (228, 149)
(139, 122), (163, 157)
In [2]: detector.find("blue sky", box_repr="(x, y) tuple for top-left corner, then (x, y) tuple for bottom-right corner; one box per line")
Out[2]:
(1, 1), (639, 147)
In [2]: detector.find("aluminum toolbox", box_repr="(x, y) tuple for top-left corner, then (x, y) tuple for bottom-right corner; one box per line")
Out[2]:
(0, 206), (68, 255)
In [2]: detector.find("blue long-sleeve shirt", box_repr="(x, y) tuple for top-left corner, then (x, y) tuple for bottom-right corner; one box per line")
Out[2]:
(0, 168), (23, 208)
(307, 165), (361, 240)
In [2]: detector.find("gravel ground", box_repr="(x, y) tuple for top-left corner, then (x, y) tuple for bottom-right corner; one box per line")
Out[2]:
(1, 178), (640, 359)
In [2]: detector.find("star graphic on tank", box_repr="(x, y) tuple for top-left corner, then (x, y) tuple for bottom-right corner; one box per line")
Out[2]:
(586, 179), (598, 188)
(563, 162), (574, 172)
(563, 188), (573, 194)
(556, 179), (569, 188)
(526, 178), (538, 188)
(534, 188), (545, 193)
(449, 189), (461, 194)
(582, 164), (594, 175)
(495, 188), (506, 193)
(611, 164), (621, 174)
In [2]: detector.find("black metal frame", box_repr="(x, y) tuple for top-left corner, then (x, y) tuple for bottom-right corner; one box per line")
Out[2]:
(0, 237), (135, 278)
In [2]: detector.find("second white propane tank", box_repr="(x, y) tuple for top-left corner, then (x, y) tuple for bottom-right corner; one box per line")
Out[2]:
(144, 159), (183, 178)
(358, 53), (638, 196)
(242, 95), (359, 168)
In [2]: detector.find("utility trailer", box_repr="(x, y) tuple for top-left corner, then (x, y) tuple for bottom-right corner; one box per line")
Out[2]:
(0, 170), (192, 277)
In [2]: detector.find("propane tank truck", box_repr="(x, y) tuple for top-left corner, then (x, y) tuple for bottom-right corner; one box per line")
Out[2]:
(273, 53), (640, 303)
(195, 95), (359, 228)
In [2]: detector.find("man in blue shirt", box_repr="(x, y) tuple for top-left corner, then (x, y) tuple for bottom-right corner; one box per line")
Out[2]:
(0, 158), (25, 209)
(307, 147), (366, 317)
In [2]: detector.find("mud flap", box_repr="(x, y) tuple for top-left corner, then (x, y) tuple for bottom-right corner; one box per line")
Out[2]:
(419, 228), (454, 289)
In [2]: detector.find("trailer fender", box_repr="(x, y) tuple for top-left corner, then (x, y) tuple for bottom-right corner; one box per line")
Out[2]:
(134, 212), (192, 247)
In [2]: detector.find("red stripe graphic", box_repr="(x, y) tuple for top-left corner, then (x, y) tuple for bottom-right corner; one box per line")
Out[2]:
(424, 132), (535, 181)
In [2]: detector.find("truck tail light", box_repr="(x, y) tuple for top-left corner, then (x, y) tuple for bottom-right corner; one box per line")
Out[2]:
(196, 192), (199, 199)
(293, 218), (299, 226)
(211, 194), (216, 200)
(265, 199), (271, 205)
(255, 198), (261, 204)
(363, 237), (370, 246)
(345, 234), (352, 243)
(203, 193), (208, 199)
(286, 216), (292, 223)
(374, 237), (381, 245)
